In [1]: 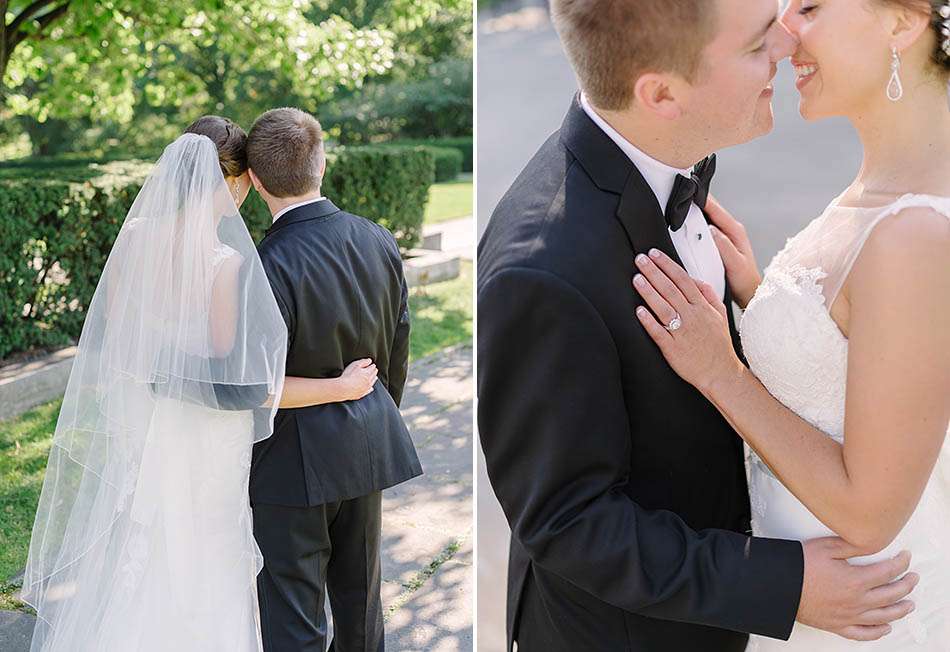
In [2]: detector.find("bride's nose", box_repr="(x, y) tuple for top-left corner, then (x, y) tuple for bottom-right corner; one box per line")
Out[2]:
(779, 1), (802, 37)
(773, 17), (801, 61)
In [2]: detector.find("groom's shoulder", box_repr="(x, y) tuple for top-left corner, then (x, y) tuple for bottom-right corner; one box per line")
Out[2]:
(337, 209), (401, 254)
(489, 128), (618, 237)
(478, 130), (623, 287)
(258, 207), (398, 258)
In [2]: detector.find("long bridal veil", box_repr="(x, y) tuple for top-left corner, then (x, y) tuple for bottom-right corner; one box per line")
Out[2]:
(20, 134), (287, 651)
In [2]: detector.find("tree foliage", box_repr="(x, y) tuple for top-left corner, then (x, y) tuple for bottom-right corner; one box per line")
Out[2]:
(2, 0), (399, 123)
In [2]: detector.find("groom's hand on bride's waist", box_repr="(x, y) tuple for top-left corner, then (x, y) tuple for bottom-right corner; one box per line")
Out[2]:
(796, 537), (918, 641)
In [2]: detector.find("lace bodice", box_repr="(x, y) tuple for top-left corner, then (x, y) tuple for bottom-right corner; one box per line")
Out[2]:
(739, 194), (950, 650)
(740, 193), (950, 451)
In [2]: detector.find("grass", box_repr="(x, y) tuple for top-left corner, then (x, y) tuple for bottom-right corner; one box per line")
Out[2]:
(424, 175), (472, 225)
(408, 260), (472, 361)
(0, 398), (60, 611)
(384, 538), (463, 622)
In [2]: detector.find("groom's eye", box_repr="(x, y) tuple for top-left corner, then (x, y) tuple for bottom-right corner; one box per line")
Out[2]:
(798, 3), (816, 15)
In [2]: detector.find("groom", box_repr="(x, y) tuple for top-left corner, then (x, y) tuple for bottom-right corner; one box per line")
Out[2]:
(247, 107), (422, 651)
(478, 0), (916, 650)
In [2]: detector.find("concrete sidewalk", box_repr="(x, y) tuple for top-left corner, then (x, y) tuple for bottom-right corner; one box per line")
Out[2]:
(423, 216), (474, 261)
(0, 344), (474, 652)
(382, 344), (473, 651)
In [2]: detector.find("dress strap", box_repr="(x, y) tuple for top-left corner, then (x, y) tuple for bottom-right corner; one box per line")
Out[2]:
(822, 193), (950, 307)
(876, 193), (950, 220)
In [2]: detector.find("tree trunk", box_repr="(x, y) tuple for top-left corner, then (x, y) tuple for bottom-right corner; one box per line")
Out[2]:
(0, 1), (8, 86)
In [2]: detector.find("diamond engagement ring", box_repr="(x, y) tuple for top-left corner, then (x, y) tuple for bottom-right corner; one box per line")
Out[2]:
(665, 314), (682, 332)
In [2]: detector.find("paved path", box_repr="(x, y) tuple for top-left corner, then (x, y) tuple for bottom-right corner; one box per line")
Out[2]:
(0, 344), (474, 652)
(382, 344), (473, 651)
(476, 3), (862, 650)
(424, 217), (474, 262)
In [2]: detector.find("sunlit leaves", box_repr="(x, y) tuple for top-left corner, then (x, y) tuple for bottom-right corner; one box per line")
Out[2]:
(2, 0), (402, 124)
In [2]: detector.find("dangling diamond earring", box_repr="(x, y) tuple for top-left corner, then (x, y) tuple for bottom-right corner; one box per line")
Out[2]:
(941, 4), (950, 58)
(886, 46), (903, 102)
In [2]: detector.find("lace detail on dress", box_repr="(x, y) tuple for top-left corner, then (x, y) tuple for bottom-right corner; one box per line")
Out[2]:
(740, 261), (847, 445)
(119, 529), (150, 595)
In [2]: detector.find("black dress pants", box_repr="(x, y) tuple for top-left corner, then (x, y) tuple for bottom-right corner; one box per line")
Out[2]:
(253, 492), (384, 652)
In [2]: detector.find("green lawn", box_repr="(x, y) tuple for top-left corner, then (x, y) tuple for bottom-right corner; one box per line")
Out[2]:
(408, 260), (472, 360)
(0, 263), (472, 609)
(424, 176), (473, 225)
(0, 398), (59, 611)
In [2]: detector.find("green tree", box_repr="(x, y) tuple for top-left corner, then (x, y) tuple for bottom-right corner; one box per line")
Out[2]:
(2, 0), (397, 125)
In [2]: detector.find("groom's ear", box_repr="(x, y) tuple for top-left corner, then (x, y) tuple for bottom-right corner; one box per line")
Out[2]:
(633, 73), (684, 121)
(247, 167), (264, 193)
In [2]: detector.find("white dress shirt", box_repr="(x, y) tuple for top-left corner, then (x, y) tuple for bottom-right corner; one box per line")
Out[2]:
(272, 196), (327, 223)
(580, 93), (726, 300)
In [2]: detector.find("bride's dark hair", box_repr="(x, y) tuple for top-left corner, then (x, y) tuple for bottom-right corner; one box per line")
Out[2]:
(880, 0), (950, 72)
(183, 115), (248, 178)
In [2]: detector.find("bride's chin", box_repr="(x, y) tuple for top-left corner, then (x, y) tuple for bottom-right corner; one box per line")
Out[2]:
(797, 98), (819, 122)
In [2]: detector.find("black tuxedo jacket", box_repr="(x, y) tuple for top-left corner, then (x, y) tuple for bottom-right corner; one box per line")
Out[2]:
(477, 95), (805, 651)
(251, 199), (422, 506)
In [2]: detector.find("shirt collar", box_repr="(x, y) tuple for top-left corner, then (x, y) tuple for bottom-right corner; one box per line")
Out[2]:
(579, 92), (692, 211)
(272, 196), (326, 223)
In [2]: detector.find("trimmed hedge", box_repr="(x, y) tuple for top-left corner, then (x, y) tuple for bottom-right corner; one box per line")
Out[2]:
(0, 146), (433, 361)
(379, 144), (461, 182)
(392, 137), (472, 172)
(428, 147), (464, 182)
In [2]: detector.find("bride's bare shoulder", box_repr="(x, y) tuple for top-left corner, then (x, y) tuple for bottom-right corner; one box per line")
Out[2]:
(853, 205), (949, 287)
(872, 203), (950, 245)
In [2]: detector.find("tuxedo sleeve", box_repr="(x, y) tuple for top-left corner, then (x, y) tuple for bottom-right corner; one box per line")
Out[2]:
(477, 266), (804, 639)
(388, 271), (411, 407)
(381, 228), (410, 407)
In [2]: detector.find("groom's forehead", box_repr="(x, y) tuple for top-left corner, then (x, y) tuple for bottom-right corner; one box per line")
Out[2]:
(709, 0), (781, 48)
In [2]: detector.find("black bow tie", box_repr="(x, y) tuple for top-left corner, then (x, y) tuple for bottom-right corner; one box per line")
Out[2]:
(664, 154), (717, 232)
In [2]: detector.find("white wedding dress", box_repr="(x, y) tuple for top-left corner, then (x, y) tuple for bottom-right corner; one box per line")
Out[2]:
(21, 135), (286, 652)
(739, 193), (950, 650)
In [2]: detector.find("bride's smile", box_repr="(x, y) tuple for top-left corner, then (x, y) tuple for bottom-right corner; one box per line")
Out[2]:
(791, 59), (820, 90)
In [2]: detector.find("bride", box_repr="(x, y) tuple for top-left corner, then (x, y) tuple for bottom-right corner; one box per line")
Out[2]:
(631, 0), (950, 649)
(20, 116), (378, 651)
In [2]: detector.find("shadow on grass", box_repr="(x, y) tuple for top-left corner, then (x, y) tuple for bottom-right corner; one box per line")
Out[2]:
(408, 262), (473, 362)
(0, 399), (60, 611)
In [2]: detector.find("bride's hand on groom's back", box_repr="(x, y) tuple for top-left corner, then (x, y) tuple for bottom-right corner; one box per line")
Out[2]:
(705, 194), (761, 309)
(339, 358), (378, 400)
(797, 537), (918, 641)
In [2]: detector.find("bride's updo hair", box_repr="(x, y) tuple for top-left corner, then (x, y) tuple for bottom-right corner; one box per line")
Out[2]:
(878, 0), (950, 74)
(183, 115), (248, 179)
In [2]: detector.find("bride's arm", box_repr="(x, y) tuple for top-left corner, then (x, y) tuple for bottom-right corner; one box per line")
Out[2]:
(209, 252), (243, 357)
(634, 209), (950, 555)
(212, 254), (377, 410)
(712, 210), (948, 554)
(262, 359), (378, 409)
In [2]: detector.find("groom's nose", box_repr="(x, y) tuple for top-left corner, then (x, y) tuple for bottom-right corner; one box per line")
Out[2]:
(771, 21), (800, 63)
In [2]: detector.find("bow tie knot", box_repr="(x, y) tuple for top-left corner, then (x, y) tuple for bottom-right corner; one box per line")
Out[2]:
(665, 154), (717, 232)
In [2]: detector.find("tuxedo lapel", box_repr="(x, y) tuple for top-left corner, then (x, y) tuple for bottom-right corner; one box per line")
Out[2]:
(559, 93), (687, 270)
(558, 94), (630, 195)
(615, 171), (687, 270)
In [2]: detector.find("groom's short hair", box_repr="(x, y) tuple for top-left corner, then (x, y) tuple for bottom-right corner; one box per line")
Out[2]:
(550, 0), (718, 111)
(247, 107), (325, 198)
